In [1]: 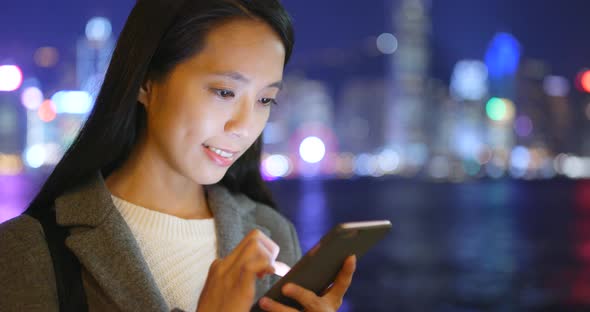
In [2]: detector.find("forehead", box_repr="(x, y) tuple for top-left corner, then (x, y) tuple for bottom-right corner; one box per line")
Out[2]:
(181, 18), (286, 80)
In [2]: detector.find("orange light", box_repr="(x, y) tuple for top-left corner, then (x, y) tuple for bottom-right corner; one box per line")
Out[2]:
(38, 99), (57, 122)
(581, 70), (590, 93)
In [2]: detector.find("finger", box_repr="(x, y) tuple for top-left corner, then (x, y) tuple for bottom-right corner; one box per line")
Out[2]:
(227, 230), (278, 268)
(235, 257), (274, 296)
(230, 239), (275, 284)
(257, 297), (300, 312)
(255, 230), (280, 262)
(225, 229), (266, 264)
(282, 283), (325, 311)
(325, 255), (356, 302)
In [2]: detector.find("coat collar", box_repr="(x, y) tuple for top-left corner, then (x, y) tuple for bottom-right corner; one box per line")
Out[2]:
(54, 172), (271, 311)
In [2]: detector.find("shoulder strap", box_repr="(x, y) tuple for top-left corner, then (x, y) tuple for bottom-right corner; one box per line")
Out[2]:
(25, 208), (88, 312)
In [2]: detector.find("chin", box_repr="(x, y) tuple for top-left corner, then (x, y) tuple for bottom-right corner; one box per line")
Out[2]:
(191, 169), (228, 186)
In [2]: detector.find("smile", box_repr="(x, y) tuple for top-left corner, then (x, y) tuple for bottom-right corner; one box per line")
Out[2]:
(203, 144), (236, 159)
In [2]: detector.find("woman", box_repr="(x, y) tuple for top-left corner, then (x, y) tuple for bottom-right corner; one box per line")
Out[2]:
(0, 0), (356, 311)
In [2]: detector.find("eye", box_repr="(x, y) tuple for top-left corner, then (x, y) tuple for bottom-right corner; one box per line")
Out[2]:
(260, 98), (278, 106)
(212, 88), (235, 98)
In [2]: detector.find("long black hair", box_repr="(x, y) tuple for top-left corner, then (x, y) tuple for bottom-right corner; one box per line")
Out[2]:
(26, 0), (294, 214)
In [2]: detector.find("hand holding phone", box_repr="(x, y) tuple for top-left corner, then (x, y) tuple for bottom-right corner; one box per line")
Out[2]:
(252, 220), (392, 311)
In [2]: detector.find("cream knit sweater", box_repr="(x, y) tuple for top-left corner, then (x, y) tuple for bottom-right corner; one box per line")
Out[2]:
(111, 195), (217, 312)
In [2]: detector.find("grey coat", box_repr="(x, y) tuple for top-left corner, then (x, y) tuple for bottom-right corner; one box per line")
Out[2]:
(0, 173), (302, 312)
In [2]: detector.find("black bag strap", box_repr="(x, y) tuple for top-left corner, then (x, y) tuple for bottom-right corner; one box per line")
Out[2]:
(25, 208), (88, 312)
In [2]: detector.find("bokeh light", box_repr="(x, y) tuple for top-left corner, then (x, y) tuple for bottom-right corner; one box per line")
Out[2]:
(514, 115), (533, 137)
(463, 159), (481, 177)
(543, 75), (570, 97)
(20, 87), (43, 110)
(24, 144), (46, 168)
(579, 70), (590, 93)
(376, 33), (398, 54)
(486, 97), (515, 122)
(34, 46), (59, 68)
(450, 60), (488, 101)
(377, 149), (400, 173)
(85, 17), (112, 42)
(485, 33), (521, 79)
(51, 90), (93, 114)
(0, 65), (23, 91)
(299, 136), (326, 164)
(0, 154), (24, 176)
(38, 99), (57, 122)
(563, 156), (590, 179)
(263, 154), (291, 178)
(348, 153), (382, 177)
(511, 146), (530, 170)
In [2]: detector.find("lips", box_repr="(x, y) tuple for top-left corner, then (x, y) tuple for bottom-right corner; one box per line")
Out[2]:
(203, 144), (238, 155)
(202, 144), (238, 167)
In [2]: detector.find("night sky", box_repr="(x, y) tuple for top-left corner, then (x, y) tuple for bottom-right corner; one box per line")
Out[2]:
(1, 0), (589, 85)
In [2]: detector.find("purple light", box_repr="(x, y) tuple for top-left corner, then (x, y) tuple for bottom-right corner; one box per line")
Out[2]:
(21, 87), (43, 110)
(0, 65), (23, 92)
(543, 75), (570, 97)
(514, 115), (533, 137)
(0, 175), (31, 223)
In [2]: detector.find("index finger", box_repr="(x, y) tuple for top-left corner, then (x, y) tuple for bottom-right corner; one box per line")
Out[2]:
(254, 230), (280, 263)
(226, 229), (280, 266)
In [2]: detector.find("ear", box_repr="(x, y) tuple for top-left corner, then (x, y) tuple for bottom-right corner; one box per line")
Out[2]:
(137, 80), (152, 107)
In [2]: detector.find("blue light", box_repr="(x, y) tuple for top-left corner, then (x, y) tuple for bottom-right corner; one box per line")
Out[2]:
(86, 17), (112, 42)
(450, 60), (488, 101)
(51, 90), (94, 114)
(24, 144), (46, 168)
(485, 33), (521, 79)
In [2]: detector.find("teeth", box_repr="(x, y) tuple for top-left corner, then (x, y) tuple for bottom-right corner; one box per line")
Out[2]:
(206, 145), (234, 158)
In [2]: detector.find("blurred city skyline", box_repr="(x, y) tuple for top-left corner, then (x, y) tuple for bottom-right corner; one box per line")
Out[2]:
(1, 0), (590, 181)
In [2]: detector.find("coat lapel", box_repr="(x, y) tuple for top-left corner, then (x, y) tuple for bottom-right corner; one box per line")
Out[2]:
(55, 173), (169, 312)
(54, 173), (274, 311)
(205, 184), (273, 299)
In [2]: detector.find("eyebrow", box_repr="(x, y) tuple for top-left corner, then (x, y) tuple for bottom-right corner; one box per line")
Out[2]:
(210, 71), (283, 90)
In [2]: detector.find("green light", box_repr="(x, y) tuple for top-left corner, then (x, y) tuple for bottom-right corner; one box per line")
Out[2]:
(486, 97), (507, 121)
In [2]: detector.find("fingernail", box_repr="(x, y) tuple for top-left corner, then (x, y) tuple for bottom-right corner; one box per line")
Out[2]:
(259, 297), (271, 308)
(273, 261), (291, 277)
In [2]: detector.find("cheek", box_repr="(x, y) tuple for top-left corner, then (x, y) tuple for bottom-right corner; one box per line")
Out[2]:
(184, 106), (226, 141)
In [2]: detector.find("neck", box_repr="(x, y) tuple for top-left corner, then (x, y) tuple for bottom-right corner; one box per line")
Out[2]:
(105, 139), (213, 220)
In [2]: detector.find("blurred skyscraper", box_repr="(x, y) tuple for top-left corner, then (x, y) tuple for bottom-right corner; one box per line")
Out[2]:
(386, 0), (431, 170)
(336, 79), (386, 154)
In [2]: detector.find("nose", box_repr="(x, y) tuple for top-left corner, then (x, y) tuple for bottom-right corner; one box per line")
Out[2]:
(224, 98), (253, 138)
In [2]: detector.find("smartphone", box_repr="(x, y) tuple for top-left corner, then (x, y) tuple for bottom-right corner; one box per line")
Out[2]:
(251, 220), (392, 311)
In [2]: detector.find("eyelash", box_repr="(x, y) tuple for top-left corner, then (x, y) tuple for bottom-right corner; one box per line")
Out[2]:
(211, 88), (278, 106)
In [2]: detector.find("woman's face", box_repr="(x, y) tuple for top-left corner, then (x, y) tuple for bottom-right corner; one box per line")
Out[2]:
(139, 18), (285, 185)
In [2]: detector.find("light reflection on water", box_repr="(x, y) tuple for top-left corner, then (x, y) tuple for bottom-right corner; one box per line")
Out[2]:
(270, 178), (590, 311)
